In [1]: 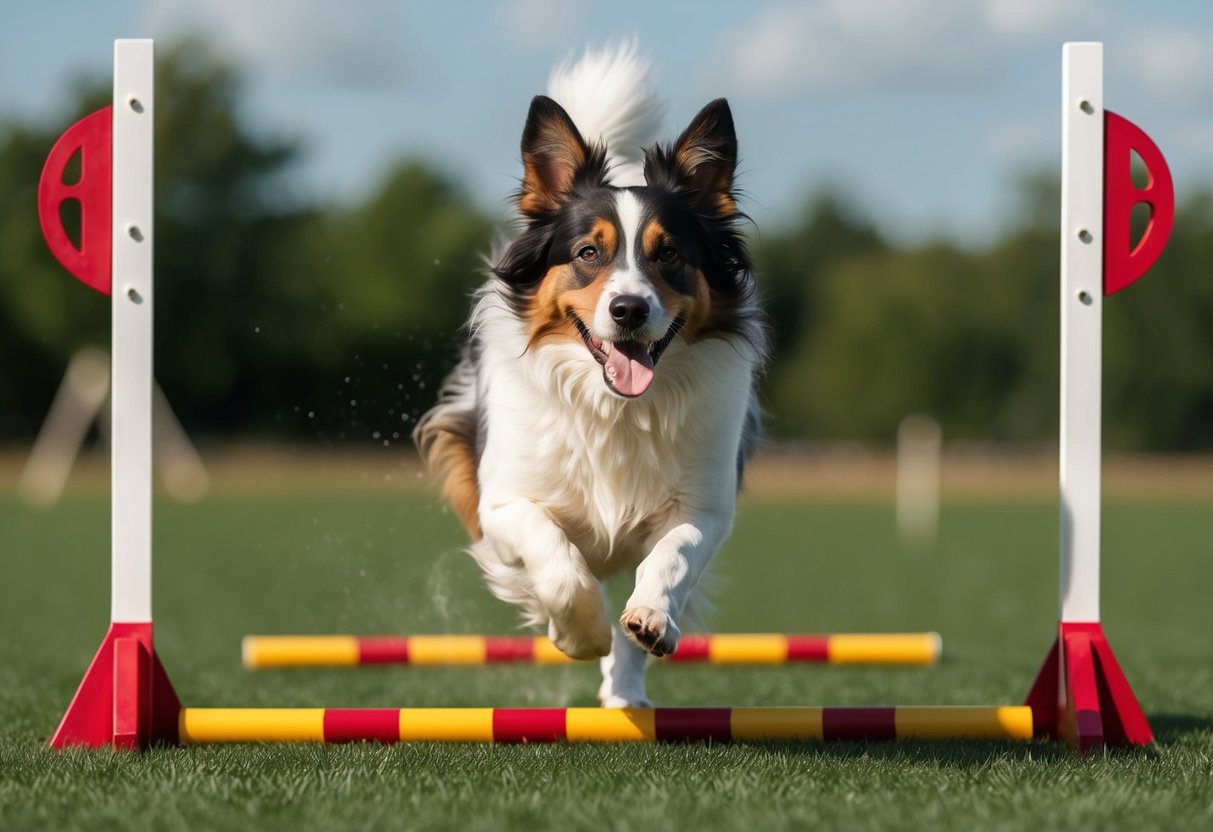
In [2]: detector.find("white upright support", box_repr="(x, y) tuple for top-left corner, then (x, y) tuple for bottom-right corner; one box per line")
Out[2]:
(1058, 43), (1103, 623)
(110, 40), (155, 622)
(896, 413), (941, 551)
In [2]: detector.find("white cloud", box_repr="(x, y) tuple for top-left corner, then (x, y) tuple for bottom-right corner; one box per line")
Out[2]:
(986, 0), (1096, 38)
(1122, 28), (1213, 105)
(709, 0), (1098, 98)
(137, 0), (409, 90)
(500, 0), (589, 50)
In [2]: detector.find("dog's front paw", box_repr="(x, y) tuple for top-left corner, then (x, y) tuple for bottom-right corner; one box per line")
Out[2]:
(620, 607), (680, 657)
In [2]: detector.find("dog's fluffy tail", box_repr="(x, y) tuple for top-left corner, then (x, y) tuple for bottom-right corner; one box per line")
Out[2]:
(547, 40), (664, 188)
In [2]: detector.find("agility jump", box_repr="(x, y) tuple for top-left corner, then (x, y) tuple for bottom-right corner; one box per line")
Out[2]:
(39, 41), (1170, 751)
(179, 706), (1031, 744)
(241, 632), (942, 668)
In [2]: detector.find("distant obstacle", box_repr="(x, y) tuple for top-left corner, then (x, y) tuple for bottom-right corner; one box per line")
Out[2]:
(896, 413), (942, 551)
(241, 632), (943, 668)
(18, 347), (208, 507)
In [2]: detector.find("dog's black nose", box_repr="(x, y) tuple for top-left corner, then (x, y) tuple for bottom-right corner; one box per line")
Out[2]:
(609, 295), (649, 329)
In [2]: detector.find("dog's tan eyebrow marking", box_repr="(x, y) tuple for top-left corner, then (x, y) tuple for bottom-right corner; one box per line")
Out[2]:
(586, 217), (618, 259)
(642, 220), (668, 257)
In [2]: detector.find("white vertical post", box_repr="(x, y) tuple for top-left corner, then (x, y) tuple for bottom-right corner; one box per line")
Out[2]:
(1059, 43), (1103, 623)
(896, 413), (941, 551)
(110, 40), (155, 622)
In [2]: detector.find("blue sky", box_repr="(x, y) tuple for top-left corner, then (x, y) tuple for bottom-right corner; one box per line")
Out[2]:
(2, 0), (1211, 246)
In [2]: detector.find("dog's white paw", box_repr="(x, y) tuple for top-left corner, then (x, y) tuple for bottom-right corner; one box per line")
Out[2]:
(548, 615), (612, 660)
(620, 607), (680, 657)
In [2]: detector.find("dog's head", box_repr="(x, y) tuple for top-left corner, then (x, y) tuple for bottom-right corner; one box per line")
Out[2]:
(493, 96), (754, 399)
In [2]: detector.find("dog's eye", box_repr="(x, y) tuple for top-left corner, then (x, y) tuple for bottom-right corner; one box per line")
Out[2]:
(657, 245), (678, 263)
(577, 245), (598, 262)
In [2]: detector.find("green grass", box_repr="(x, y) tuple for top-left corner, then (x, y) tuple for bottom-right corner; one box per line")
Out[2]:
(2, 491), (1212, 831)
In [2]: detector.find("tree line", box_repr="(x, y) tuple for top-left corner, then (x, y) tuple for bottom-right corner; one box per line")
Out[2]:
(1, 40), (1210, 451)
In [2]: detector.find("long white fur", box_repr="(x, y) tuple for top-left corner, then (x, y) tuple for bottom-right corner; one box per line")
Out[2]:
(442, 46), (762, 706)
(469, 292), (759, 703)
(547, 41), (664, 187)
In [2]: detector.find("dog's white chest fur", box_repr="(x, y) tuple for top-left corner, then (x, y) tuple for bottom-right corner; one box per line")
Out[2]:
(475, 308), (755, 576)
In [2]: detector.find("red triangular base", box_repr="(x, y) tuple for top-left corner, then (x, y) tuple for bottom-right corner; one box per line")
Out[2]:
(50, 621), (181, 749)
(1025, 622), (1152, 752)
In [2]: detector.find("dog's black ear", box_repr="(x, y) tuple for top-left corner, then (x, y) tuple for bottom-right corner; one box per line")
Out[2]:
(519, 96), (591, 218)
(648, 98), (738, 216)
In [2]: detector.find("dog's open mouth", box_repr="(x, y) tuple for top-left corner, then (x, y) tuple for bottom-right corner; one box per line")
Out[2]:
(570, 314), (685, 398)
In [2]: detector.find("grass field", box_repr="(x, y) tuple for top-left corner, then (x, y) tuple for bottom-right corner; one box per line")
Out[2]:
(2, 477), (1212, 830)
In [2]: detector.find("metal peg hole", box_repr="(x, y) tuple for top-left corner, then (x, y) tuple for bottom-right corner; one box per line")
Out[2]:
(1077, 229), (1093, 244)
(1078, 291), (1092, 306)
(129, 97), (144, 113)
(128, 225), (143, 242)
(1079, 99), (1094, 114)
(127, 287), (143, 304)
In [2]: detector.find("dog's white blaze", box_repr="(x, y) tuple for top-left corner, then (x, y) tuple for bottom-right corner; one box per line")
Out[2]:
(614, 189), (643, 275)
(593, 190), (666, 338)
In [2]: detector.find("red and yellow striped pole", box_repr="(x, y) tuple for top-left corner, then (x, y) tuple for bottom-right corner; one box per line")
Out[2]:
(241, 632), (942, 669)
(179, 705), (1030, 744)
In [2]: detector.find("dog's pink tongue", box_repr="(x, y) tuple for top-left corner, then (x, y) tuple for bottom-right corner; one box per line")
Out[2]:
(604, 341), (655, 397)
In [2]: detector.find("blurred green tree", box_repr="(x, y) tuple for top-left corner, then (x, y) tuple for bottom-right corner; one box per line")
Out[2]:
(2, 39), (1211, 451)
(0, 38), (499, 445)
(1103, 190), (1213, 450)
(289, 161), (495, 443)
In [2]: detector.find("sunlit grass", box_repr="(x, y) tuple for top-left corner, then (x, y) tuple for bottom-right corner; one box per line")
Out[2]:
(2, 493), (1210, 831)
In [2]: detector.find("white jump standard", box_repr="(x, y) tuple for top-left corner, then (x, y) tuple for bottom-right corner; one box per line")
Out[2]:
(40, 41), (1171, 751)
(40, 40), (180, 750)
(1023, 42), (1172, 752)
